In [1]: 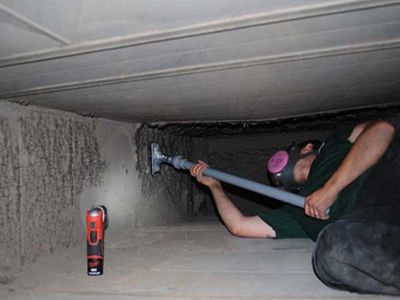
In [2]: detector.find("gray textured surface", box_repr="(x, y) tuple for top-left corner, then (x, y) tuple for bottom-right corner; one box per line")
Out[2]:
(1, 1), (400, 122)
(148, 106), (400, 138)
(0, 119), (20, 284)
(1, 103), (211, 285)
(79, 120), (193, 237)
(0, 219), (396, 300)
(135, 124), (193, 224)
(0, 102), (106, 282)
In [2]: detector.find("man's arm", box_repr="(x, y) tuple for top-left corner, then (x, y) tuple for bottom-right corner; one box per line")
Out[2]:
(305, 120), (395, 219)
(190, 161), (275, 238)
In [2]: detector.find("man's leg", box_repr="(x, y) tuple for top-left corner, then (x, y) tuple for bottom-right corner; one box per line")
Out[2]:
(313, 204), (400, 295)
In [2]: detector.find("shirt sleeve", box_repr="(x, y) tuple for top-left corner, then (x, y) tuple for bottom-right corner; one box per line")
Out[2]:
(325, 126), (354, 145)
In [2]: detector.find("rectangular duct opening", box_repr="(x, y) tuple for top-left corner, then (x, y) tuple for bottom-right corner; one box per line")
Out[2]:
(1, 103), (399, 299)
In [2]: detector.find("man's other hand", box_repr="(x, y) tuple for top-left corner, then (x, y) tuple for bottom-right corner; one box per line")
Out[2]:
(190, 160), (221, 188)
(305, 185), (338, 220)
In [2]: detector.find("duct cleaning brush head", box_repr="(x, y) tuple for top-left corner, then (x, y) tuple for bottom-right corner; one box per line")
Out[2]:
(150, 143), (164, 175)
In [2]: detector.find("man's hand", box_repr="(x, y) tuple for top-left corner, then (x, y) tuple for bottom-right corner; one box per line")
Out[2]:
(305, 184), (338, 220)
(190, 160), (221, 189)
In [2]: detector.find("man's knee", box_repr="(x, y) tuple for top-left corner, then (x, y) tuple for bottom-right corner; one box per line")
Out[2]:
(313, 219), (400, 295)
(313, 221), (350, 290)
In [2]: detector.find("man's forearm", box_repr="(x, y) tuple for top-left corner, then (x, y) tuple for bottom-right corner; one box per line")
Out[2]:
(325, 121), (395, 194)
(209, 182), (244, 233)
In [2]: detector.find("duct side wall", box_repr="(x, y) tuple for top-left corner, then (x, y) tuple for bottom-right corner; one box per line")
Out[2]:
(0, 104), (196, 283)
(0, 103), (145, 283)
(0, 103), (107, 282)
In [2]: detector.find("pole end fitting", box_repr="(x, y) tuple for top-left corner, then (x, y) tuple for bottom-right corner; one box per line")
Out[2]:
(172, 156), (185, 169)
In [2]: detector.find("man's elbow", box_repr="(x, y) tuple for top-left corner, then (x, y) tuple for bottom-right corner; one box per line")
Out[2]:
(228, 224), (244, 237)
(350, 120), (395, 143)
(228, 223), (274, 238)
(373, 120), (395, 135)
(370, 121), (395, 143)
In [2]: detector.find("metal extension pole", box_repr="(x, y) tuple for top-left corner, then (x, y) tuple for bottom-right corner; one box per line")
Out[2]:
(151, 143), (305, 208)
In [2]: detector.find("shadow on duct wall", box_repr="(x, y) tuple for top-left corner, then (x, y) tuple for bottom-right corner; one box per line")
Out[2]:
(0, 103), (106, 284)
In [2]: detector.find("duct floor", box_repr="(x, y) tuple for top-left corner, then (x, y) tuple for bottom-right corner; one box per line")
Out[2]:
(0, 218), (396, 300)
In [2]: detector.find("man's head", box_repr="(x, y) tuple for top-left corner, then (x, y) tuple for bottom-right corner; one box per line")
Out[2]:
(267, 140), (323, 192)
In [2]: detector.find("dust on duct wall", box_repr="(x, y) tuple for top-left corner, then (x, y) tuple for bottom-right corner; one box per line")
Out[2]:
(0, 106), (105, 283)
(135, 123), (193, 226)
(0, 120), (21, 284)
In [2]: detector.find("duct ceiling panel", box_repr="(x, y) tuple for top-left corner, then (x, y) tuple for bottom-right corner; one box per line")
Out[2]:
(0, 0), (400, 122)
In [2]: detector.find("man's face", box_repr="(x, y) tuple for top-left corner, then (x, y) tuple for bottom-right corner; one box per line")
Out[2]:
(293, 143), (316, 184)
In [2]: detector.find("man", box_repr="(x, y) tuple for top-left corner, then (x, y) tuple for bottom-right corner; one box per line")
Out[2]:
(190, 120), (400, 295)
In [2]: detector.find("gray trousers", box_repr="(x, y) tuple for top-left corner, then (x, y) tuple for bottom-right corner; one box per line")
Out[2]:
(313, 205), (400, 295)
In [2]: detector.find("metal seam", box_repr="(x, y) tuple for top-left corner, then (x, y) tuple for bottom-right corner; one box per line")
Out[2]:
(0, 3), (70, 46)
(1, 39), (400, 99)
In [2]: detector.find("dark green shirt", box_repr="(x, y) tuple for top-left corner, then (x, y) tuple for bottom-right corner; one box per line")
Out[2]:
(260, 126), (373, 240)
